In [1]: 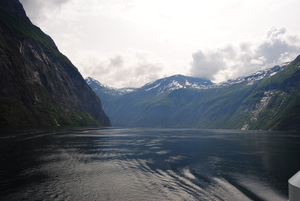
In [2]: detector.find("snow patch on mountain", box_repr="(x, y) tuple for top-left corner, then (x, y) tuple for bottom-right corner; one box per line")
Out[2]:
(85, 77), (136, 96)
(145, 83), (161, 91)
(218, 62), (289, 86)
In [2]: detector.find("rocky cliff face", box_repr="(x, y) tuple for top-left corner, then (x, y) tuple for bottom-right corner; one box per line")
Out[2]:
(0, 0), (111, 126)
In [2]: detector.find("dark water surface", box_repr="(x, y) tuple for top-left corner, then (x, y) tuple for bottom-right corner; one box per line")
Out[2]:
(0, 127), (300, 200)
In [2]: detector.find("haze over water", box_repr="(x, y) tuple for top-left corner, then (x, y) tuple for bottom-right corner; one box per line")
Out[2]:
(1, 127), (299, 200)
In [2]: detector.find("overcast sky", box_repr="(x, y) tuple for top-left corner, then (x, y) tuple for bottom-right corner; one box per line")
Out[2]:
(20, 0), (300, 88)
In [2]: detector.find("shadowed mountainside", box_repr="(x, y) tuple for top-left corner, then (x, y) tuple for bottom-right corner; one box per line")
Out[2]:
(0, 0), (111, 126)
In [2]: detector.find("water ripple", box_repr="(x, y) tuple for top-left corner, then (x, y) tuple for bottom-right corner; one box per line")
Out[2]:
(0, 127), (293, 200)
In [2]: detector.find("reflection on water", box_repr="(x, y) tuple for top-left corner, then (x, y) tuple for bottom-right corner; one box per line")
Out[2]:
(0, 127), (299, 200)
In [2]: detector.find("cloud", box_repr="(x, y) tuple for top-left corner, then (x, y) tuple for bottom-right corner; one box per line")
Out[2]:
(109, 55), (124, 67)
(190, 50), (227, 81)
(19, 0), (188, 88)
(20, 0), (71, 23)
(190, 27), (300, 82)
(76, 49), (164, 88)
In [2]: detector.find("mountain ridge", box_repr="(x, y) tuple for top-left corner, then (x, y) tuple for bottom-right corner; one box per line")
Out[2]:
(86, 58), (299, 130)
(220, 62), (289, 86)
(88, 63), (288, 95)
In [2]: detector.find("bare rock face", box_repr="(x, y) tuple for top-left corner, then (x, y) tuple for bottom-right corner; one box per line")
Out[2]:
(0, 0), (111, 126)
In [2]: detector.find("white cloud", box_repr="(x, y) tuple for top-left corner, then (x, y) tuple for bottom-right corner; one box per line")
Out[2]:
(190, 27), (300, 83)
(20, 0), (71, 23)
(190, 50), (227, 81)
(76, 49), (167, 88)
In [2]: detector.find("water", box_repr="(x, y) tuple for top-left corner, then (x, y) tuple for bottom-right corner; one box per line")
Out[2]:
(0, 127), (299, 201)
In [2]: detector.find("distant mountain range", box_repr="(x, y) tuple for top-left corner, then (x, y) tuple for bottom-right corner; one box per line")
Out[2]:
(86, 58), (300, 131)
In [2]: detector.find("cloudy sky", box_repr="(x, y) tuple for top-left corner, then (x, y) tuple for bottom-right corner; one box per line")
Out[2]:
(20, 0), (300, 88)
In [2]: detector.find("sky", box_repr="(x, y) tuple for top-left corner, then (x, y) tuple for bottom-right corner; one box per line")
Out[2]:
(19, 0), (300, 88)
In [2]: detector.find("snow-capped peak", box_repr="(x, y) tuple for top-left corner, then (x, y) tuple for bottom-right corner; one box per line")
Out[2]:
(139, 74), (214, 95)
(85, 77), (136, 96)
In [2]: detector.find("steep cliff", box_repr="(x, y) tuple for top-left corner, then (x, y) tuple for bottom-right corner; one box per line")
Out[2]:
(0, 0), (111, 126)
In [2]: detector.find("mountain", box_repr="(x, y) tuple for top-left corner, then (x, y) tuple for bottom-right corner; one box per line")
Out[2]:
(136, 74), (213, 95)
(220, 62), (288, 86)
(0, 0), (111, 126)
(85, 77), (136, 106)
(86, 74), (213, 127)
(85, 77), (136, 96)
(87, 58), (300, 131)
(237, 56), (300, 130)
